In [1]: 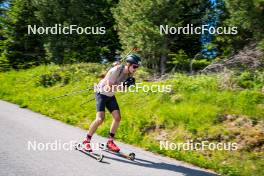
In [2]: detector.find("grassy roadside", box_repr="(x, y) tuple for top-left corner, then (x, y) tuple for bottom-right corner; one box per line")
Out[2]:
(0, 63), (263, 176)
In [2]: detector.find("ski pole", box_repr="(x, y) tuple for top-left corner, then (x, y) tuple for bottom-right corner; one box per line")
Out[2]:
(80, 96), (96, 107)
(46, 87), (94, 101)
(120, 47), (141, 62)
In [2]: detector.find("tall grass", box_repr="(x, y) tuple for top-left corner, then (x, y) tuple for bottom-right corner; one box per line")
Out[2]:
(0, 64), (263, 176)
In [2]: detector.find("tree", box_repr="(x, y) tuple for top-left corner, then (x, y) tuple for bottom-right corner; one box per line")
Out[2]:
(0, 0), (45, 69)
(1, 0), (120, 69)
(32, 0), (120, 64)
(0, 0), (10, 71)
(215, 0), (264, 57)
(113, 0), (207, 74)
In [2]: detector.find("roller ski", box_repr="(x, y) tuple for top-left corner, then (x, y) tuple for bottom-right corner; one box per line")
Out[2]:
(74, 140), (104, 162)
(99, 139), (135, 161)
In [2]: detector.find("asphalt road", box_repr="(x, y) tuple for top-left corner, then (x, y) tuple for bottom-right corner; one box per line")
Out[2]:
(0, 100), (217, 176)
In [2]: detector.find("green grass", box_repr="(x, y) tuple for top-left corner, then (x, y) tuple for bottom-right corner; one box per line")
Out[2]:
(0, 63), (263, 176)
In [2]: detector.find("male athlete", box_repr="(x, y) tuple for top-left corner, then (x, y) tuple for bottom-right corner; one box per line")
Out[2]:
(82, 54), (141, 152)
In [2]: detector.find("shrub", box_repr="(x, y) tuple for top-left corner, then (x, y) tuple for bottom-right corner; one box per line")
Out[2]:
(37, 73), (62, 87)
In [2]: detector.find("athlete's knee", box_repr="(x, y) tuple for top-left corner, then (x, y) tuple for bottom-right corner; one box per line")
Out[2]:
(112, 110), (121, 122)
(95, 117), (104, 125)
(113, 114), (121, 122)
(95, 112), (105, 124)
(116, 116), (121, 122)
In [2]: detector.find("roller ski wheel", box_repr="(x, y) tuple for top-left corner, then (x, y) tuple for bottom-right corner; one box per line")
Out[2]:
(99, 143), (136, 161)
(75, 143), (104, 162)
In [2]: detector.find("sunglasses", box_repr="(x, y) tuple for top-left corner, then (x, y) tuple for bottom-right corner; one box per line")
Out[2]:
(132, 65), (139, 69)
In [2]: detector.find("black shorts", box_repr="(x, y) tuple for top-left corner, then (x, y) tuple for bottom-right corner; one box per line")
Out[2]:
(95, 93), (120, 113)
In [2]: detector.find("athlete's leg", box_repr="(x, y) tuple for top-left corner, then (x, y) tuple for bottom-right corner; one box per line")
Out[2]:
(106, 96), (121, 138)
(106, 110), (121, 152)
(86, 93), (106, 141)
(109, 110), (121, 137)
(87, 111), (105, 141)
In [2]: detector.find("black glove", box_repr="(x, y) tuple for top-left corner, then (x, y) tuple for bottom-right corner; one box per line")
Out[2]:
(123, 77), (135, 87)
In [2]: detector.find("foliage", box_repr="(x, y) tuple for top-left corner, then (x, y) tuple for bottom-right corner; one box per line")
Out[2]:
(0, 0), (45, 69)
(235, 71), (264, 89)
(0, 0), (120, 68)
(215, 0), (264, 57)
(168, 50), (211, 72)
(1, 0), (263, 73)
(113, 0), (207, 73)
(168, 49), (190, 71)
(31, 0), (120, 64)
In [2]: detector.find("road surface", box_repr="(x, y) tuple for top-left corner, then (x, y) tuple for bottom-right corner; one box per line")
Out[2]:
(0, 100), (217, 176)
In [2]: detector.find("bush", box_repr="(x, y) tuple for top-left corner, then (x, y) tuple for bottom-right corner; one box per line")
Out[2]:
(192, 59), (211, 70)
(235, 71), (264, 89)
(0, 54), (11, 72)
(37, 73), (62, 87)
